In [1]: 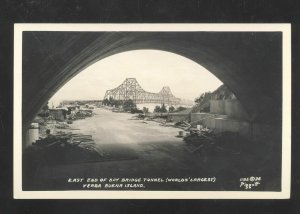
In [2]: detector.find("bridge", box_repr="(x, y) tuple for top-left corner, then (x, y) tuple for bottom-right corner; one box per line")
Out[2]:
(21, 30), (283, 148)
(103, 78), (181, 105)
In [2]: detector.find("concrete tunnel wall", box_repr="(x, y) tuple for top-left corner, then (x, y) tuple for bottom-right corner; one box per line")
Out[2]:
(22, 32), (282, 133)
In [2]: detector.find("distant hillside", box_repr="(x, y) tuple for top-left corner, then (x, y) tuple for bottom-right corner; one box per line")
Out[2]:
(191, 85), (236, 113)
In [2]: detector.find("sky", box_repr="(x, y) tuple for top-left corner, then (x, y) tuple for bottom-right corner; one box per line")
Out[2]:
(49, 50), (223, 107)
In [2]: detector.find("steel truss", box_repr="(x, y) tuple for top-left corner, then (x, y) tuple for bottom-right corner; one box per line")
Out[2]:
(103, 78), (181, 105)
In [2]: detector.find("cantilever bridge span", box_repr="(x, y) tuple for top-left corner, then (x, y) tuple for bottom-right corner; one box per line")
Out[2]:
(103, 78), (181, 105)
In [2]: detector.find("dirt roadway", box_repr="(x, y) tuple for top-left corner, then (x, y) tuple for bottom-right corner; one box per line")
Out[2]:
(29, 108), (247, 191)
(70, 107), (184, 145)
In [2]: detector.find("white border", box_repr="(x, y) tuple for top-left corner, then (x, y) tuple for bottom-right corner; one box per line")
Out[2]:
(14, 24), (291, 199)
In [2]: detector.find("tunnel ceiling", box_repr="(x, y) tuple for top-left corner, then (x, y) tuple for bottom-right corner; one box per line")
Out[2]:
(22, 31), (282, 128)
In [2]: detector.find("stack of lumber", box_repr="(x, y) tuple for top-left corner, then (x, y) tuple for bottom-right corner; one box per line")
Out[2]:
(174, 121), (191, 130)
(33, 133), (94, 147)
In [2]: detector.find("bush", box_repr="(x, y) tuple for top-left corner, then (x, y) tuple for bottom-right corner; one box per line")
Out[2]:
(174, 106), (187, 112)
(169, 106), (175, 112)
(102, 98), (110, 106)
(195, 92), (212, 105)
(143, 107), (149, 113)
(160, 104), (167, 113)
(123, 99), (136, 108)
(154, 105), (161, 113)
(154, 104), (168, 113)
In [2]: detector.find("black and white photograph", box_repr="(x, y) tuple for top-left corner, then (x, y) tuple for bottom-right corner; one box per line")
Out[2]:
(14, 24), (291, 199)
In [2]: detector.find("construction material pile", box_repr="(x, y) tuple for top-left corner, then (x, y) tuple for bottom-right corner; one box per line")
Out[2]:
(23, 131), (139, 181)
(130, 114), (164, 122)
(54, 122), (70, 129)
(129, 114), (147, 120)
(29, 132), (100, 165)
(183, 129), (248, 156)
(33, 132), (94, 147)
(183, 127), (216, 153)
(174, 121), (191, 130)
(137, 113), (146, 119)
(75, 110), (93, 118)
(67, 110), (93, 120)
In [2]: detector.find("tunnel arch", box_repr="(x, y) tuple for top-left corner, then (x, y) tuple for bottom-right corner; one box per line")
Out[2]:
(22, 31), (282, 129)
(50, 49), (225, 106)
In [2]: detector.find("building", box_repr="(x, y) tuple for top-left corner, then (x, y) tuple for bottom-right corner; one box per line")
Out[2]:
(49, 109), (67, 121)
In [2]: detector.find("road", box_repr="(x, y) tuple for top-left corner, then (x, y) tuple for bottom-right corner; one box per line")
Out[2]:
(32, 108), (223, 191)
(71, 107), (183, 146)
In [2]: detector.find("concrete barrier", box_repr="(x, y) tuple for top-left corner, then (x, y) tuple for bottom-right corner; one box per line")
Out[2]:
(190, 113), (228, 130)
(24, 123), (39, 148)
(167, 113), (190, 122)
(210, 100), (249, 120)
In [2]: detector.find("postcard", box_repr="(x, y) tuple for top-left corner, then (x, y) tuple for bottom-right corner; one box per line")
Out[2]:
(14, 24), (291, 199)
